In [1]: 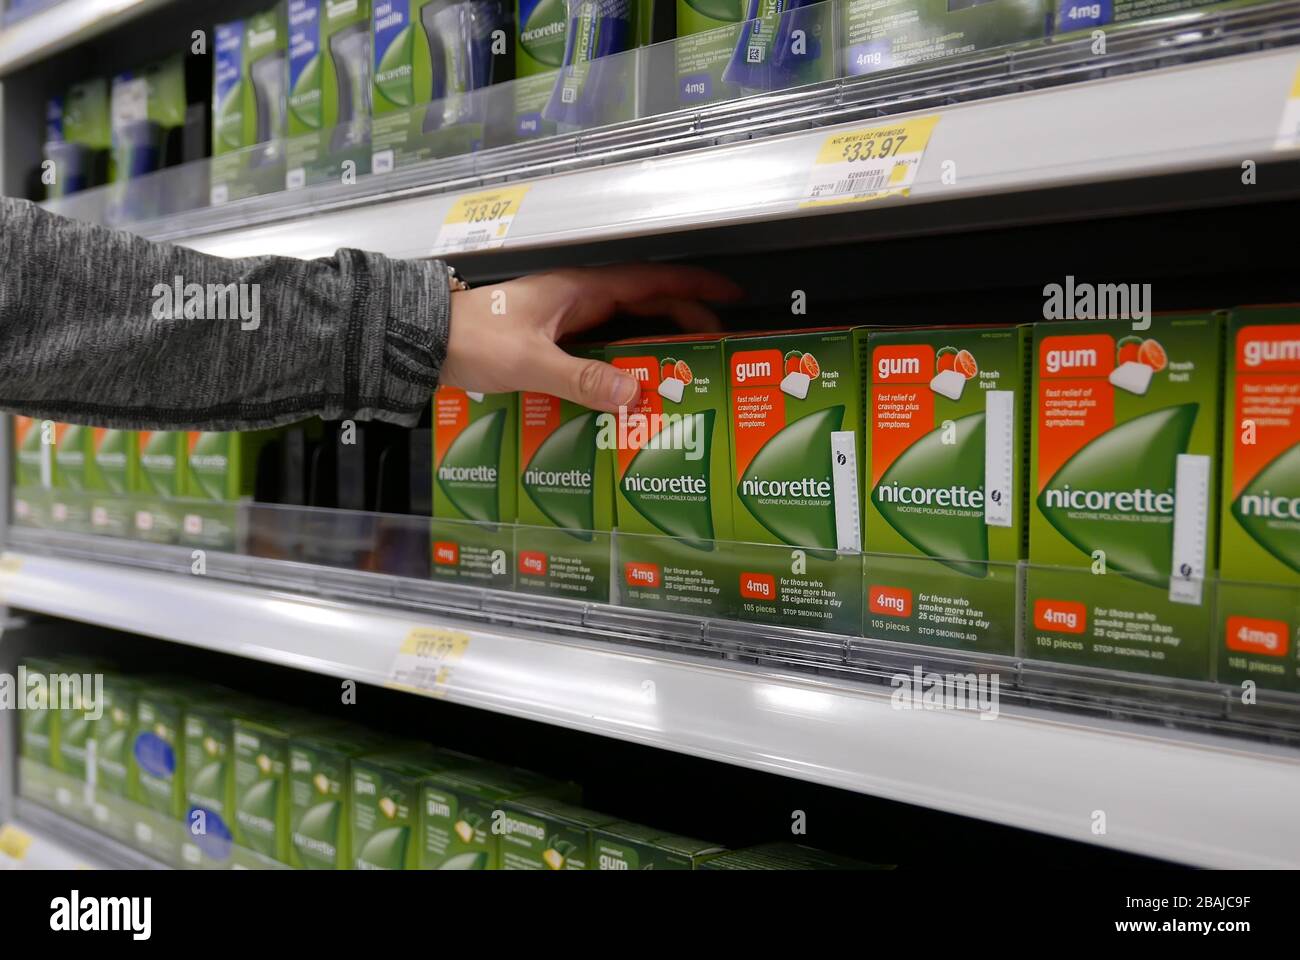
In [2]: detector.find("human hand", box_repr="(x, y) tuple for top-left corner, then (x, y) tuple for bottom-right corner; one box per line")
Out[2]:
(439, 264), (743, 413)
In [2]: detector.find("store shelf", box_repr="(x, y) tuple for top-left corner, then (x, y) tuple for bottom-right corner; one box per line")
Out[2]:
(32, 4), (1300, 272)
(0, 0), (172, 76)
(184, 45), (1300, 269)
(4, 800), (166, 869)
(3, 546), (1299, 868)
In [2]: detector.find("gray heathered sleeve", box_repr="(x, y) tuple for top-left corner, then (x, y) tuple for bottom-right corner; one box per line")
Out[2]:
(0, 196), (449, 430)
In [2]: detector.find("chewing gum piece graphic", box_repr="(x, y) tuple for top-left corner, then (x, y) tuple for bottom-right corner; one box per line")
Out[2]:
(929, 369), (966, 401)
(657, 377), (685, 403)
(466, 392), (485, 402)
(1109, 360), (1154, 395)
(780, 371), (811, 399)
(379, 797), (397, 819)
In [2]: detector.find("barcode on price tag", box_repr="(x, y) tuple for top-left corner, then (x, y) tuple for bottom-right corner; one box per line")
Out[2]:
(387, 627), (471, 698)
(432, 184), (532, 255)
(801, 115), (940, 208)
(1275, 65), (1300, 150)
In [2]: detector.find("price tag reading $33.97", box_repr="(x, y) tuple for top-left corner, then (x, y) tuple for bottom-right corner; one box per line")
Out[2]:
(802, 115), (940, 208)
(387, 627), (471, 698)
(432, 184), (532, 255)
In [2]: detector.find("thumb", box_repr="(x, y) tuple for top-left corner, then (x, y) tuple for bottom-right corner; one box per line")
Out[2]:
(537, 348), (640, 413)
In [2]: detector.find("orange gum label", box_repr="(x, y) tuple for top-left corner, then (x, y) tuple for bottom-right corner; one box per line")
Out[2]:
(1232, 324), (1300, 497)
(870, 343), (934, 484)
(1036, 333), (1116, 489)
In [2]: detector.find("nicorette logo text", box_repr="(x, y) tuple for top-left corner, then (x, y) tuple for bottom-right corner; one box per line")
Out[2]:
(875, 482), (984, 508)
(1041, 484), (1174, 514)
(523, 468), (591, 488)
(1238, 492), (1300, 520)
(622, 475), (707, 495)
(438, 465), (497, 483)
(739, 476), (831, 498)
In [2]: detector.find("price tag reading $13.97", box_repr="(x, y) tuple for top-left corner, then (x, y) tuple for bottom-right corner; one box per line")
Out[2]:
(387, 627), (471, 698)
(432, 184), (532, 255)
(802, 115), (940, 208)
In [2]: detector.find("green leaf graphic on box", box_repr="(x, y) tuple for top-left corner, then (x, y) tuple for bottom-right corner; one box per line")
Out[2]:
(438, 408), (505, 522)
(290, 55), (323, 129)
(192, 760), (225, 800)
(102, 728), (128, 762)
(685, 0), (746, 20)
(523, 411), (598, 536)
(439, 851), (488, 870)
(874, 412), (988, 578)
(140, 433), (178, 495)
(1233, 442), (1300, 574)
(622, 410), (716, 545)
(521, 0), (566, 66)
(62, 715), (90, 745)
(738, 406), (843, 549)
(294, 801), (341, 866)
(95, 430), (131, 493)
(58, 425), (88, 490)
(376, 27), (414, 108)
(239, 778), (278, 854)
(1038, 404), (1197, 587)
(188, 432), (229, 500)
(358, 825), (408, 869)
(216, 84), (244, 151)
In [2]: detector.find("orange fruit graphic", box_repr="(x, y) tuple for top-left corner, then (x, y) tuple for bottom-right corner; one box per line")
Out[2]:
(800, 353), (820, 378)
(1137, 339), (1167, 371)
(785, 352), (803, 375)
(936, 350), (957, 373)
(1117, 342), (1141, 365)
(955, 349), (978, 380)
(674, 360), (693, 384)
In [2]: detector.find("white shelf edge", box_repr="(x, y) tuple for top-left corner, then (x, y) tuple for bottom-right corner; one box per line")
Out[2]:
(4, 549), (1300, 868)
(0, 0), (172, 75)
(176, 46), (1300, 262)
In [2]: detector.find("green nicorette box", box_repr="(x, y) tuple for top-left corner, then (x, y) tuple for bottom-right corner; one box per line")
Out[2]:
(1216, 306), (1300, 692)
(674, 0), (745, 107)
(87, 427), (139, 538)
(352, 747), (473, 869)
(418, 762), (579, 869)
(91, 672), (144, 844)
(18, 656), (107, 812)
(286, 0), (372, 188)
(212, 7), (289, 205)
(841, 0), (1048, 77)
(231, 706), (321, 867)
(516, 345), (614, 603)
(724, 327), (868, 633)
(498, 794), (616, 870)
(182, 696), (256, 869)
(45, 77), (111, 199)
(12, 415), (53, 528)
(287, 726), (387, 869)
(50, 423), (92, 534)
(591, 821), (725, 870)
(606, 335), (736, 618)
(132, 430), (187, 544)
(865, 325), (1030, 656)
(371, 0), (511, 170)
(181, 430), (282, 551)
(17, 656), (67, 769)
(129, 680), (212, 864)
(1027, 313), (1225, 680)
(431, 387), (517, 589)
(697, 841), (870, 870)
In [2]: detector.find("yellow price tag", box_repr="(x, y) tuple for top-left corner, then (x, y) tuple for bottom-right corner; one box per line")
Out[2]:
(387, 627), (471, 698)
(432, 184), (532, 255)
(801, 115), (940, 208)
(0, 824), (33, 861)
(1275, 65), (1300, 150)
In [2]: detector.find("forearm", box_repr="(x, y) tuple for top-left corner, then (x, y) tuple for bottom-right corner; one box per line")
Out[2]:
(0, 197), (448, 430)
